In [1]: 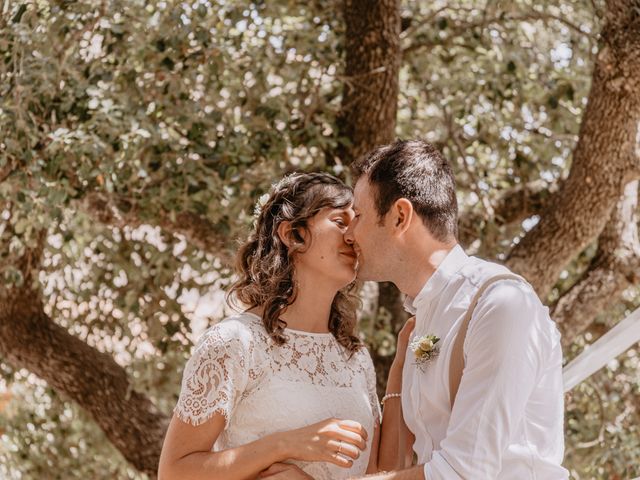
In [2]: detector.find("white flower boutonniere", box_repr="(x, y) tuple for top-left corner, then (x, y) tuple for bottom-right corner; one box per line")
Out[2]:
(410, 334), (440, 371)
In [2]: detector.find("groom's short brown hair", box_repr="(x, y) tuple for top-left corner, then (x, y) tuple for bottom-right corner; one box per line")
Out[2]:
(352, 139), (458, 242)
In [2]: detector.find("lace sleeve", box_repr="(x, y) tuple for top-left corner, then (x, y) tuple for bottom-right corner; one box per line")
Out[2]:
(361, 348), (382, 425)
(174, 321), (252, 426)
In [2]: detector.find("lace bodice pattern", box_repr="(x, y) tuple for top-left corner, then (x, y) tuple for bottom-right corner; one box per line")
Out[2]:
(174, 312), (380, 479)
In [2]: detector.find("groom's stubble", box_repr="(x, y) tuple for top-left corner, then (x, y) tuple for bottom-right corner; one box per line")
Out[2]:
(346, 177), (399, 284)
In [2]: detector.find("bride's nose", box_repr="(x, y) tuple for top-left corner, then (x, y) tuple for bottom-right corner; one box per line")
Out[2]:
(343, 226), (354, 245)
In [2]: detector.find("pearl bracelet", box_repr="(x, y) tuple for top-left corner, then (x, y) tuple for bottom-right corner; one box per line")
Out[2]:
(381, 392), (402, 406)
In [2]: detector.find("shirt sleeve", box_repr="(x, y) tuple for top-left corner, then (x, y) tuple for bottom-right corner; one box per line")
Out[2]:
(424, 280), (546, 479)
(173, 320), (252, 427)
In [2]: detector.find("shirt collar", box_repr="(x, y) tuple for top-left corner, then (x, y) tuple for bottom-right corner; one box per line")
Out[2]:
(403, 244), (469, 314)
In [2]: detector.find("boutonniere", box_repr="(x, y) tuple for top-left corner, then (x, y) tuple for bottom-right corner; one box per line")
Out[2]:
(410, 334), (440, 371)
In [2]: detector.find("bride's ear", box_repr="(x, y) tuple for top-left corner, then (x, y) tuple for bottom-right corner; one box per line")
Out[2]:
(277, 221), (296, 248)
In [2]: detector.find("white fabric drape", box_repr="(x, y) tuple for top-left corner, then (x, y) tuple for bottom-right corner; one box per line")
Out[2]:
(562, 307), (640, 392)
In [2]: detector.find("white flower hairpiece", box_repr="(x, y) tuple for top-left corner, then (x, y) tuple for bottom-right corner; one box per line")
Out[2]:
(253, 192), (271, 220)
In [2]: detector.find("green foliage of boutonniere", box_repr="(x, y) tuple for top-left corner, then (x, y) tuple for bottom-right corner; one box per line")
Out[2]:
(410, 334), (440, 370)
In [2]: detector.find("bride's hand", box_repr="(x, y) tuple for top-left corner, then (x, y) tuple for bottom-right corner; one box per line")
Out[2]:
(278, 418), (368, 468)
(386, 316), (415, 393)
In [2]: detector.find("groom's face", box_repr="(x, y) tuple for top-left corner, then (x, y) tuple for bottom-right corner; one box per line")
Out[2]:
(344, 177), (393, 281)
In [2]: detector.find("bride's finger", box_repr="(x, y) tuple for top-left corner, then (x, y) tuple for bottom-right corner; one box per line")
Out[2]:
(336, 420), (368, 441)
(324, 450), (355, 469)
(399, 317), (416, 340)
(334, 429), (367, 451)
(327, 439), (360, 460)
(335, 429), (367, 450)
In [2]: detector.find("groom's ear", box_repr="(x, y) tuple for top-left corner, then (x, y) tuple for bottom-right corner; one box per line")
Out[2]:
(391, 198), (414, 235)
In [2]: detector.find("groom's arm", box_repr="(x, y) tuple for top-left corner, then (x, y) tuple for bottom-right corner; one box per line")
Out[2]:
(351, 465), (426, 479)
(358, 282), (548, 480)
(418, 281), (547, 479)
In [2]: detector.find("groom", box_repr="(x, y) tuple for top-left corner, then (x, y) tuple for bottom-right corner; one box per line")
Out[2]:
(344, 140), (569, 479)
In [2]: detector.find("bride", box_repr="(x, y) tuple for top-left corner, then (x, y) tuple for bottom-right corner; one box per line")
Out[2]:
(158, 172), (406, 479)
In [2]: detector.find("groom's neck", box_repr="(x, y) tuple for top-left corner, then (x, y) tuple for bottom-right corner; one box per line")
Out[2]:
(393, 240), (457, 299)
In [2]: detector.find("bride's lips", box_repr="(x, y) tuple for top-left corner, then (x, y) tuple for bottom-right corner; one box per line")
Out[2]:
(339, 250), (358, 260)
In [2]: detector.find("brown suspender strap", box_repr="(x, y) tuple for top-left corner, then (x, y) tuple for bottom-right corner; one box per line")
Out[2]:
(448, 273), (524, 410)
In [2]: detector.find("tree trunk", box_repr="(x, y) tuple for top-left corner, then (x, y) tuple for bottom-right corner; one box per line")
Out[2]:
(338, 0), (401, 163)
(338, 0), (404, 394)
(506, 2), (640, 299)
(552, 180), (640, 347)
(0, 237), (168, 476)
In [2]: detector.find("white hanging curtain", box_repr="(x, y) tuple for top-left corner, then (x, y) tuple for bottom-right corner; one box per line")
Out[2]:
(562, 306), (640, 392)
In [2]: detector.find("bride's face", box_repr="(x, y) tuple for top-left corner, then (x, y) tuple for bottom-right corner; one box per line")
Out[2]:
(292, 206), (358, 289)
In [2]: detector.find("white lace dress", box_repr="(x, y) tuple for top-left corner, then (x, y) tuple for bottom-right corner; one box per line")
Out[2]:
(174, 312), (381, 479)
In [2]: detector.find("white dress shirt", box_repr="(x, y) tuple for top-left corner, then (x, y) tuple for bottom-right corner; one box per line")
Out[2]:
(401, 245), (569, 479)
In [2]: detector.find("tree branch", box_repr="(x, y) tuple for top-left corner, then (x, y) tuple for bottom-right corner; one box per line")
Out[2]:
(458, 179), (560, 247)
(403, 9), (597, 55)
(506, 3), (640, 297)
(0, 234), (168, 476)
(552, 180), (640, 347)
(0, 159), (17, 183)
(82, 192), (234, 264)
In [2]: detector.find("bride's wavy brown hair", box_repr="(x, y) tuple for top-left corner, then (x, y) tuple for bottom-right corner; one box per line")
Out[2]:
(228, 172), (362, 355)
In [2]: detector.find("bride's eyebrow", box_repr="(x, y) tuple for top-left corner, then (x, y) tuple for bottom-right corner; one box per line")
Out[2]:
(338, 209), (356, 219)
(329, 208), (353, 218)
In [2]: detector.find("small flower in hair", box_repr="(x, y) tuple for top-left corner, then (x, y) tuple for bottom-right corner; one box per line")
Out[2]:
(253, 192), (271, 220)
(410, 333), (440, 371)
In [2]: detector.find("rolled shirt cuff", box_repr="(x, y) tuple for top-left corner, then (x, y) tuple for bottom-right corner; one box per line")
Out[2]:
(424, 452), (465, 480)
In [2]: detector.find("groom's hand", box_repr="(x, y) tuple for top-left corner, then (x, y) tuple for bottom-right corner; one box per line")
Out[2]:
(257, 462), (314, 479)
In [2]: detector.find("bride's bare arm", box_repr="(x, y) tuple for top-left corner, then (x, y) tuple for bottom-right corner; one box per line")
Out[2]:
(376, 365), (414, 471)
(366, 422), (381, 473)
(158, 413), (368, 480)
(376, 318), (415, 471)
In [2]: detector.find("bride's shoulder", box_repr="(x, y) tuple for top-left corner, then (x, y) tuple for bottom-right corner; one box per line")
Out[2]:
(196, 312), (265, 350)
(350, 343), (375, 369)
